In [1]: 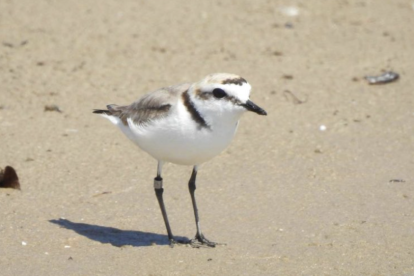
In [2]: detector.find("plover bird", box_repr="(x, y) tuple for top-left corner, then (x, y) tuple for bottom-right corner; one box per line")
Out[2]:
(93, 73), (267, 247)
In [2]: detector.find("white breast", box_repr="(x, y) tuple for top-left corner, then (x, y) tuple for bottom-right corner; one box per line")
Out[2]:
(123, 100), (239, 165)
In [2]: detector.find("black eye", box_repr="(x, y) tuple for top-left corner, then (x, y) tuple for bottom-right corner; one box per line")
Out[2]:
(212, 88), (227, 99)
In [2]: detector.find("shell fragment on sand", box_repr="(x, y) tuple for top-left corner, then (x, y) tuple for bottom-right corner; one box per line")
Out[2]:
(365, 71), (399, 85)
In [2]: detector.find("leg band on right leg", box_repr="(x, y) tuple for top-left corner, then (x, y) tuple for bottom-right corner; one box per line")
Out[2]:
(154, 177), (163, 189)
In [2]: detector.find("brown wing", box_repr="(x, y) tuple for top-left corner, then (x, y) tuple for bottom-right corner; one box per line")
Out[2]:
(100, 83), (191, 126)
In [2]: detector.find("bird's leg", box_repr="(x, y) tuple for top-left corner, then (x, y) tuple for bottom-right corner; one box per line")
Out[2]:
(154, 177), (174, 242)
(188, 166), (218, 247)
(154, 161), (183, 247)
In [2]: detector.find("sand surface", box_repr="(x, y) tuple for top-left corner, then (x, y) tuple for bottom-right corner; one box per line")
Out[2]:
(1, 0), (414, 275)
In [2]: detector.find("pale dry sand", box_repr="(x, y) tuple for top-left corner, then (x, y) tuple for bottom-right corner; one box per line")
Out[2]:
(1, 0), (414, 275)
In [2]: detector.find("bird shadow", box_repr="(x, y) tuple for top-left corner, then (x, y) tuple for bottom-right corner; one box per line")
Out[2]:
(49, 218), (190, 247)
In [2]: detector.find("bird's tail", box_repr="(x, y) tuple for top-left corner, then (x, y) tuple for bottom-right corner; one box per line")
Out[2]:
(93, 109), (111, 115)
(93, 105), (125, 125)
(92, 104), (121, 115)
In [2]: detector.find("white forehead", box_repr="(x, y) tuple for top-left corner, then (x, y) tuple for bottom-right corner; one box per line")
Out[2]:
(197, 73), (252, 102)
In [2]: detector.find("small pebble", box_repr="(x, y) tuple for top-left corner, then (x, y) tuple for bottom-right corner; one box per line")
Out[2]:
(319, 125), (327, 131)
(284, 22), (294, 29)
(389, 179), (405, 183)
(44, 105), (62, 113)
(280, 6), (299, 17)
(0, 166), (21, 190)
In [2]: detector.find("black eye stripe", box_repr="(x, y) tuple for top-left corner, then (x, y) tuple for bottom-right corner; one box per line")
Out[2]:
(197, 89), (241, 105)
(212, 88), (226, 98)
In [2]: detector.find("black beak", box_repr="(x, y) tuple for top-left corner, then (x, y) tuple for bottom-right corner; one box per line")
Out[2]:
(242, 100), (267, 115)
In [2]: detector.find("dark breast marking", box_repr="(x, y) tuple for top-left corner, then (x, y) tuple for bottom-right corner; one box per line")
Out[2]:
(182, 91), (210, 130)
(222, 77), (247, 86)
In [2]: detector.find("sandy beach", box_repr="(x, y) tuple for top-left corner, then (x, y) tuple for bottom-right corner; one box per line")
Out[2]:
(1, 0), (414, 275)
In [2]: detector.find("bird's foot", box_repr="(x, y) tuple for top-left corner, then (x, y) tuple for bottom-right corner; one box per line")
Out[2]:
(189, 233), (225, 248)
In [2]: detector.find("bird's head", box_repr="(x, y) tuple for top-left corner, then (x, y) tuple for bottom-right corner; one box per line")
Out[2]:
(189, 73), (267, 121)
